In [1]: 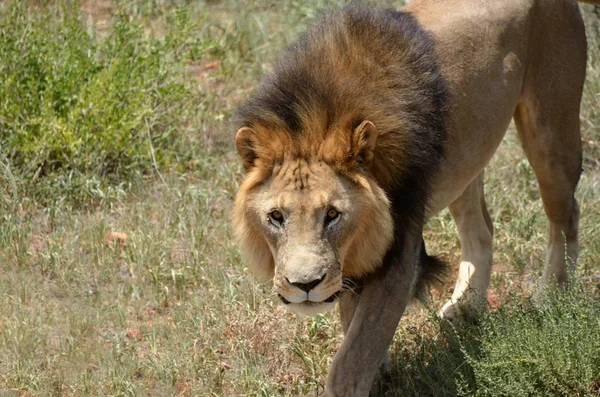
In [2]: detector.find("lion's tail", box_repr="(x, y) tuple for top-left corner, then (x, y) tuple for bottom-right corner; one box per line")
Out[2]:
(414, 239), (447, 302)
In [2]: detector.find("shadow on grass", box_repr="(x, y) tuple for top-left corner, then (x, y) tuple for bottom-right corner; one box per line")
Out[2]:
(372, 314), (480, 397)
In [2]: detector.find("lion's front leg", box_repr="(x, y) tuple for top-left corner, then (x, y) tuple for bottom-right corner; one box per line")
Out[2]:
(339, 291), (392, 376)
(325, 235), (421, 397)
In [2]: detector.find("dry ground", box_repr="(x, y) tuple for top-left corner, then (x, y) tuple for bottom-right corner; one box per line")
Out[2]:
(1, 1), (599, 396)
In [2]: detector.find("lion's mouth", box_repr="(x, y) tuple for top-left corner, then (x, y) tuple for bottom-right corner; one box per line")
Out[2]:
(278, 292), (339, 305)
(323, 293), (339, 303)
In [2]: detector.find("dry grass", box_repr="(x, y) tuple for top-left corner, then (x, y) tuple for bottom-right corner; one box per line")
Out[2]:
(0, 1), (599, 396)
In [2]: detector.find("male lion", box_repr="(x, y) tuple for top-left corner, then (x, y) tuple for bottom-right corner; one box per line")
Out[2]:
(232, 0), (597, 395)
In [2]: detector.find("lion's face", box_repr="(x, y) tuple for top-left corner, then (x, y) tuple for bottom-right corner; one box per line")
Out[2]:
(250, 160), (363, 315)
(233, 122), (394, 315)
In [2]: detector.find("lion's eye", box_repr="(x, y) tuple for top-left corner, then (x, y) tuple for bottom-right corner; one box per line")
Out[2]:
(325, 208), (340, 225)
(268, 210), (284, 225)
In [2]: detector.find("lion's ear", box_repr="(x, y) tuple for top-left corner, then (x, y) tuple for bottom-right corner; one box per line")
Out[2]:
(352, 120), (378, 168)
(235, 127), (258, 171)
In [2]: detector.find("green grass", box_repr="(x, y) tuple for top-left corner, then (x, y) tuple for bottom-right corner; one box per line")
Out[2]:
(0, 1), (599, 396)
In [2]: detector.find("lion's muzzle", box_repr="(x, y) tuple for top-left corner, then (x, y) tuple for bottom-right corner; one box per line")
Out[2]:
(288, 274), (325, 293)
(274, 245), (343, 315)
(279, 273), (338, 302)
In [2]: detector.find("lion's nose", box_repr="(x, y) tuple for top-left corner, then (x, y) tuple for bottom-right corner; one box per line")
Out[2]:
(286, 275), (325, 293)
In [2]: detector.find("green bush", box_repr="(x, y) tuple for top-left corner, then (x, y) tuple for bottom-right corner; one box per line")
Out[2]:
(381, 281), (600, 397)
(0, 0), (197, 204)
(464, 284), (600, 397)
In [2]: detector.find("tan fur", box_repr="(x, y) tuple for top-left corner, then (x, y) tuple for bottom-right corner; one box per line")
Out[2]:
(233, 123), (395, 314)
(411, 0), (587, 319)
(233, 155), (394, 279)
(233, 0), (592, 395)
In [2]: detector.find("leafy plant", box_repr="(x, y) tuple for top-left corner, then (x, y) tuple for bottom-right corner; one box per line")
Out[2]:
(0, 0), (199, 205)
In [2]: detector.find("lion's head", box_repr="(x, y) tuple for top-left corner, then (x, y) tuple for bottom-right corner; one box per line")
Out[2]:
(232, 120), (394, 315)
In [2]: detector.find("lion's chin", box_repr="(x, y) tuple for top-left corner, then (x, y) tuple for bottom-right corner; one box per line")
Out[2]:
(283, 301), (337, 316)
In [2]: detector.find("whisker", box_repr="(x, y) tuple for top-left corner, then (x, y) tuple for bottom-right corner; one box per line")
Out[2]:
(341, 278), (361, 297)
(342, 278), (358, 289)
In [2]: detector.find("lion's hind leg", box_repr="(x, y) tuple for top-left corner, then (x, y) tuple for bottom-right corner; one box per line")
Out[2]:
(513, 100), (582, 286)
(440, 172), (493, 320)
(509, 0), (585, 288)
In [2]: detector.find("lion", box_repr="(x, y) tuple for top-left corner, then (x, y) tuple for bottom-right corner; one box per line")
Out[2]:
(232, 0), (596, 395)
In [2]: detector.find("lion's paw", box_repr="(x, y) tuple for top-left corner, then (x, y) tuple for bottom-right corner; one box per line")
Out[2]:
(439, 298), (482, 322)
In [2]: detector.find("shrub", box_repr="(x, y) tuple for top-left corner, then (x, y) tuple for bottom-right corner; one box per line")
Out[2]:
(463, 284), (600, 397)
(0, 0), (197, 205)
(381, 281), (600, 397)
